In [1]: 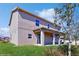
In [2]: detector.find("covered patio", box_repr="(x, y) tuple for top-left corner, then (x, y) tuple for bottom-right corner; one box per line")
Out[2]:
(33, 27), (65, 46)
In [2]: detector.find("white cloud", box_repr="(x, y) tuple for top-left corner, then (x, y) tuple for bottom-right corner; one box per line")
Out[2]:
(0, 27), (9, 31)
(0, 27), (10, 37)
(35, 8), (55, 23)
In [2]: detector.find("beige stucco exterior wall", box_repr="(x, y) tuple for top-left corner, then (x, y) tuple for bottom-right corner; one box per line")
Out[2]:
(17, 11), (57, 45)
(9, 9), (61, 46)
(18, 11), (38, 45)
(9, 11), (18, 45)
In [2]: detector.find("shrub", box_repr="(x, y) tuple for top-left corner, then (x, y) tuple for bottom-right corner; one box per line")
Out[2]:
(43, 46), (64, 56)
(58, 45), (79, 56)
(58, 45), (68, 56)
(71, 45), (79, 56)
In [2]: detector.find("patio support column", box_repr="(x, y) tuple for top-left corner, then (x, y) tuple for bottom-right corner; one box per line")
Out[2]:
(58, 38), (61, 45)
(40, 30), (44, 45)
(53, 33), (55, 45)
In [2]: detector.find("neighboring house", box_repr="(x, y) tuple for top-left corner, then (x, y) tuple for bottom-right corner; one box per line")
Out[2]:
(9, 7), (65, 46)
(0, 36), (10, 42)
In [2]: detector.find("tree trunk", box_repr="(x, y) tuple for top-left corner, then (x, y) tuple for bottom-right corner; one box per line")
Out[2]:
(75, 39), (77, 47)
(68, 42), (71, 56)
(68, 35), (71, 56)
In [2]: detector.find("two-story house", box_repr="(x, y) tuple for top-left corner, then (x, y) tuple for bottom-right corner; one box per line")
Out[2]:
(9, 7), (64, 46)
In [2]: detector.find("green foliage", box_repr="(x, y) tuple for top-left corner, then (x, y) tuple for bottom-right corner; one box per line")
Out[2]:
(0, 41), (79, 56)
(71, 45), (79, 56)
(58, 45), (79, 56)
(58, 45), (68, 55)
(0, 41), (45, 56)
(43, 46), (64, 56)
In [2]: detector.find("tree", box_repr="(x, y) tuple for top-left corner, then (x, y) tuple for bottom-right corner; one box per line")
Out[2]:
(54, 3), (78, 56)
(72, 22), (79, 45)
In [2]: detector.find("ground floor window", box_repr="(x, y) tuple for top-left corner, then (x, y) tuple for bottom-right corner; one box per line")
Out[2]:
(28, 34), (32, 38)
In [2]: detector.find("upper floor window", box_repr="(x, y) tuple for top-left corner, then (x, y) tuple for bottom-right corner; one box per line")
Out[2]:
(56, 26), (60, 30)
(35, 20), (40, 26)
(47, 24), (50, 28)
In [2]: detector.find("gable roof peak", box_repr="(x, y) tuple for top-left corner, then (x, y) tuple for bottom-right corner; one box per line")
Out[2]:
(12, 6), (20, 11)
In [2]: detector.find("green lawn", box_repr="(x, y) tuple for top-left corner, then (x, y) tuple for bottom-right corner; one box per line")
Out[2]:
(0, 41), (57, 56)
(0, 41), (79, 56)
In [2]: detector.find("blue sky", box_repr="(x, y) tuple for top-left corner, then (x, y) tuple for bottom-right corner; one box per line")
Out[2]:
(0, 3), (79, 36)
(0, 3), (63, 36)
(0, 3), (63, 27)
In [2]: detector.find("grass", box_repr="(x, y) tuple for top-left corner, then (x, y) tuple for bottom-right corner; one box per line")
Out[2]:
(0, 41), (79, 56)
(0, 41), (61, 56)
(0, 41), (57, 56)
(0, 42), (44, 56)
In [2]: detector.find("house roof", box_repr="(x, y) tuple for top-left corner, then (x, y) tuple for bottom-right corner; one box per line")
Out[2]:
(9, 7), (61, 28)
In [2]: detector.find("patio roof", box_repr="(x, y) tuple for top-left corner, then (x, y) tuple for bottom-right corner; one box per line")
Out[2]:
(33, 27), (65, 35)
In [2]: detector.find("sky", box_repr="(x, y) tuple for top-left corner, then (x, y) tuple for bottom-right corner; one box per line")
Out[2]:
(0, 3), (63, 36)
(0, 3), (63, 27)
(0, 3), (79, 36)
